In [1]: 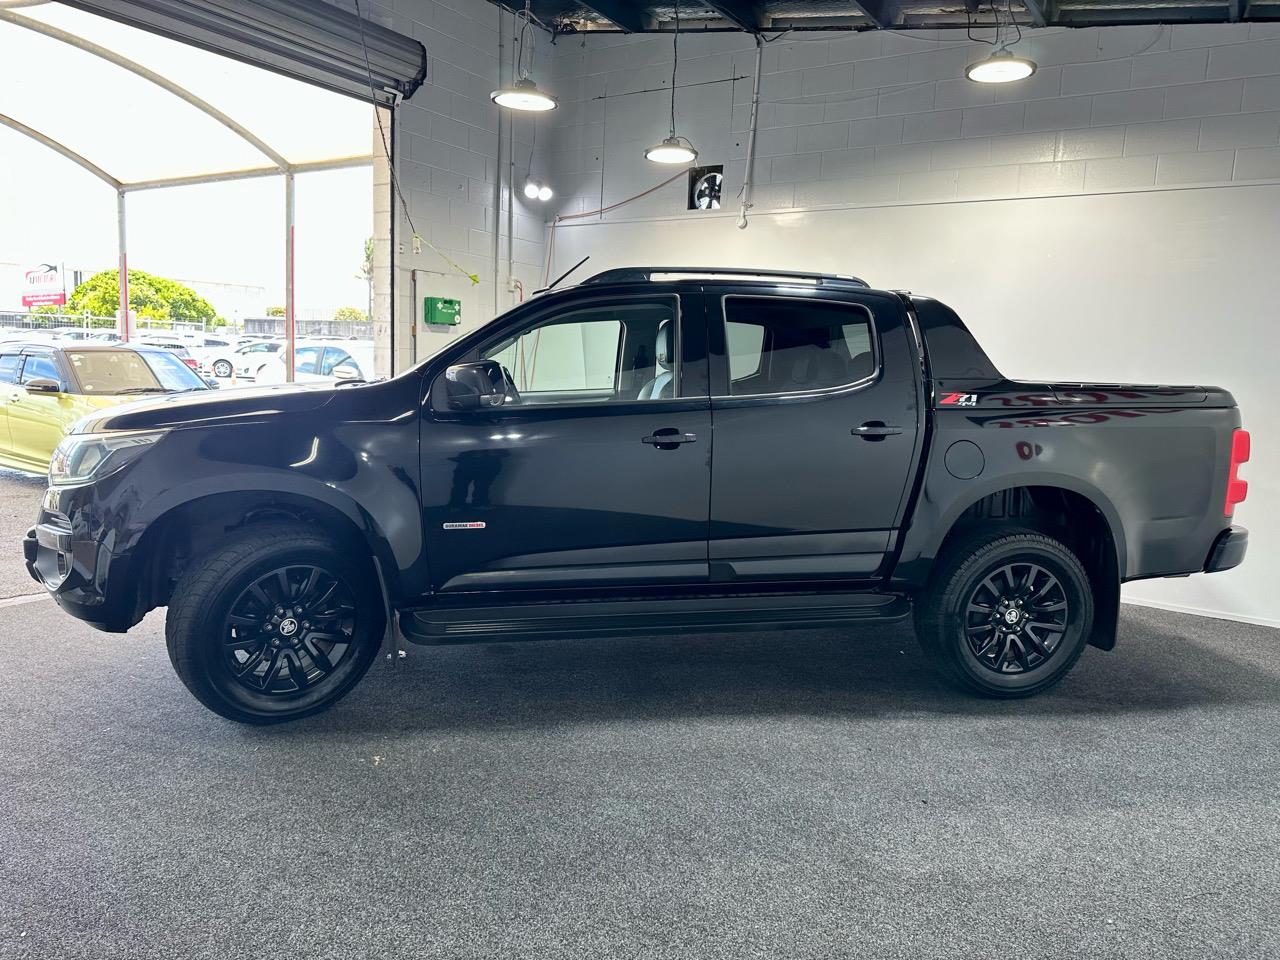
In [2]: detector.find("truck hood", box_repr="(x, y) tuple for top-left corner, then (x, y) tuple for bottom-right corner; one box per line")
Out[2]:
(70, 381), (339, 434)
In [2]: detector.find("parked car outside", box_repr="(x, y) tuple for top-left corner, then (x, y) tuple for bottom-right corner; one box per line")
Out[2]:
(21, 266), (1249, 724)
(0, 341), (212, 474)
(137, 336), (200, 371)
(192, 336), (256, 379)
(253, 340), (374, 384)
(232, 340), (285, 380)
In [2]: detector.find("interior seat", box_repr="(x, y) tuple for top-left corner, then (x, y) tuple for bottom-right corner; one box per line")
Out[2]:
(636, 320), (674, 399)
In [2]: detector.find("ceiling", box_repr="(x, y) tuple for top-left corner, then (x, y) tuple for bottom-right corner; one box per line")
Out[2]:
(496, 0), (1278, 34)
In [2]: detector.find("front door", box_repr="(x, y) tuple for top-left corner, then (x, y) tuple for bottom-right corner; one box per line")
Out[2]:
(707, 289), (921, 583)
(6, 352), (70, 471)
(421, 291), (711, 593)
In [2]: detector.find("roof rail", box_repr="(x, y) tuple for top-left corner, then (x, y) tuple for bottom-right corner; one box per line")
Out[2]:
(581, 267), (869, 288)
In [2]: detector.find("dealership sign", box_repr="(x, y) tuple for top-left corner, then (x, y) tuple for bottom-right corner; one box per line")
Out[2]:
(22, 262), (66, 307)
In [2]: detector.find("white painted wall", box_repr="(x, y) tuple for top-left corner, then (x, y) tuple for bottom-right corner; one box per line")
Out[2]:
(541, 22), (1280, 625)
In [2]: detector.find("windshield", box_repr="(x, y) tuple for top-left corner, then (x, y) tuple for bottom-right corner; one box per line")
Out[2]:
(65, 349), (207, 394)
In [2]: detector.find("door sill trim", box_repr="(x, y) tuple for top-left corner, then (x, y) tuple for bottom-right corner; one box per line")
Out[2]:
(399, 591), (910, 645)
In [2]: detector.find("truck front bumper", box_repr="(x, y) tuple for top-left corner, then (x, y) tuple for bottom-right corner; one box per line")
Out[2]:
(1204, 525), (1248, 573)
(24, 519), (136, 633)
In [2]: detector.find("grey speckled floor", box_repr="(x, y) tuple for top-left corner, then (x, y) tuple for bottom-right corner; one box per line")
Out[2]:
(1, 596), (1278, 960)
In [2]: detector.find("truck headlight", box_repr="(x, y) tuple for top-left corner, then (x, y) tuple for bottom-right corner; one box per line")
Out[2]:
(49, 430), (167, 486)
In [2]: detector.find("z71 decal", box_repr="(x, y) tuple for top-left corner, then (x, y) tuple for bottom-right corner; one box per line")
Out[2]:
(939, 392), (979, 407)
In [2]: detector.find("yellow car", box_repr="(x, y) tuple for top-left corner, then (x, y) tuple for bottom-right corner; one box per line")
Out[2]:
(0, 341), (213, 474)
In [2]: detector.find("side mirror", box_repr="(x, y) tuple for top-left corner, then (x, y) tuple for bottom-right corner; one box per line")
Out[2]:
(23, 377), (61, 393)
(331, 362), (362, 381)
(445, 360), (508, 410)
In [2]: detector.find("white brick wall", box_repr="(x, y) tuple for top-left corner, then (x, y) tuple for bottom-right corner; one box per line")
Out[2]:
(543, 22), (1280, 219)
(342, 0), (553, 365)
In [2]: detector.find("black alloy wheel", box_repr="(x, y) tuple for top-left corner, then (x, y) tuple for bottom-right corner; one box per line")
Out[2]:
(915, 528), (1094, 698)
(167, 523), (383, 723)
(962, 561), (1069, 674)
(223, 564), (357, 696)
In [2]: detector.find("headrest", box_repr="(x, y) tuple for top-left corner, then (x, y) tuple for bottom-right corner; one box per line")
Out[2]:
(655, 320), (673, 370)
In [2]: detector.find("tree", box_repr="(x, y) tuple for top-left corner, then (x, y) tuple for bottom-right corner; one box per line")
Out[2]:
(357, 236), (374, 321)
(265, 305), (285, 317)
(333, 306), (366, 324)
(42, 269), (216, 326)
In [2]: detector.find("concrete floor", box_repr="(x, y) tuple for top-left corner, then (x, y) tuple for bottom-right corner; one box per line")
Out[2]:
(1, 469), (1277, 959)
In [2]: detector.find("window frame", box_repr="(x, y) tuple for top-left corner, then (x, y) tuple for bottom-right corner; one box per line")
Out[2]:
(454, 293), (688, 411)
(713, 293), (880, 402)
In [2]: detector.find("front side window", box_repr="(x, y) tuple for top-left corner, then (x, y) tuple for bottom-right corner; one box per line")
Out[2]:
(20, 354), (61, 386)
(722, 297), (875, 396)
(320, 348), (354, 376)
(481, 299), (679, 405)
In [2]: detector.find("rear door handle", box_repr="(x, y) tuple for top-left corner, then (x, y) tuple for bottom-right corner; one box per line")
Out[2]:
(642, 428), (697, 449)
(853, 421), (902, 441)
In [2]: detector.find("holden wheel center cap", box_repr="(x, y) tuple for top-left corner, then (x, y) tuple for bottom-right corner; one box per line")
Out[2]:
(1003, 608), (1021, 626)
(278, 617), (299, 637)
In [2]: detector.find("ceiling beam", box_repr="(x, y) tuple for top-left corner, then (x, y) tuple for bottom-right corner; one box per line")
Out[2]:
(704, 0), (767, 32)
(577, 0), (654, 32)
(1021, 0), (1049, 27)
(847, 0), (893, 29)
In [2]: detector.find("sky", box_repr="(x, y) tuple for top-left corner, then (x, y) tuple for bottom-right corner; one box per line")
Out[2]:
(0, 2), (376, 319)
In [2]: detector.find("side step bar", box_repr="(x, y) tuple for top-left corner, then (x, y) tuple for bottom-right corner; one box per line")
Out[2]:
(399, 592), (911, 645)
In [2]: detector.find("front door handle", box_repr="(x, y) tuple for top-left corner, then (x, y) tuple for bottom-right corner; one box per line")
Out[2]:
(853, 421), (902, 441)
(642, 428), (697, 449)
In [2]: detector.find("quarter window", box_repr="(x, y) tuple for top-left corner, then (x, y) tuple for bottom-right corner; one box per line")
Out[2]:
(481, 300), (678, 405)
(722, 297), (875, 396)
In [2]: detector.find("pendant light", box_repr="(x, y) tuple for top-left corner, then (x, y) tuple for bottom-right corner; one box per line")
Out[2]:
(490, 2), (557, 111)
(965, 49), (1037, 83)
(963, 1), (1037, 84)
(644, 0), (698, 165)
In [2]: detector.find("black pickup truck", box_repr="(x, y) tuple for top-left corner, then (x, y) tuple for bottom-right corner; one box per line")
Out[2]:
(24, 267), (1250, 723)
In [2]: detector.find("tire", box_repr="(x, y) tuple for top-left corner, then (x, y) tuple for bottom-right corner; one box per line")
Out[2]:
(166, 523), (384, 724)
(915, 527), (1094, 698)
(212, 359), (233, 378)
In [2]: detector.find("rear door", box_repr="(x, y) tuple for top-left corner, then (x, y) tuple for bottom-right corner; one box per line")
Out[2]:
(707, 288), (921, 582)
(420, 290), (712, 593)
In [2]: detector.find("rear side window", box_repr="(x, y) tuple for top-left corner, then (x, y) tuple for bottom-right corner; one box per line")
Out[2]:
(722, 297), (875, 396)
(0, 354), (20, 383)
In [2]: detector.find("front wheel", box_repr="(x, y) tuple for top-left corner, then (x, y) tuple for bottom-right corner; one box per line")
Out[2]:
(915, 529), (1094, 698)
(212, 358), (233, 378)
(166, 523), (384, 723)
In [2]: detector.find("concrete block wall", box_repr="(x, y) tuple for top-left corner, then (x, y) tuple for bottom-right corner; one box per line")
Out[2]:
(342, 0), (554, 371)
(543, 22), (1280, 222)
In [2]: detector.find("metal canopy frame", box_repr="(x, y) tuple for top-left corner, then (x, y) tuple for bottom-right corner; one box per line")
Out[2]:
(0, 4), (375, 382)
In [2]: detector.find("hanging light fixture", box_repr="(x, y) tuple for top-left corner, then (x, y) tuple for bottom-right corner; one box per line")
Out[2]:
(966, 49), (1037, 83)
(524, 178), (554, 201)
(644, 0), (698, 165)
(963, 1), (1036, 83)
(490, 2), (557, 111)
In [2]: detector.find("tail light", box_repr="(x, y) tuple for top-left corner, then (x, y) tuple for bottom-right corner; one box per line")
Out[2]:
(182, 357), (199, 369)
(1225, 428), (1250, 517)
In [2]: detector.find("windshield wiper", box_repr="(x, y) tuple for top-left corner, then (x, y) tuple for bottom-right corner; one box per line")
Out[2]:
(113, 387), (169, 395)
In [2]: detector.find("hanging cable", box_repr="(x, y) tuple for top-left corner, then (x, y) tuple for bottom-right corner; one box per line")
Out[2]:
(353, 0), (478, 283)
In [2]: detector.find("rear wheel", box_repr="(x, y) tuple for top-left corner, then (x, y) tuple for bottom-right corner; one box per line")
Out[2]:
(915, 529), (1093, 698)
(166, 523), (384, 723)
(212, 358), (233, 378)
